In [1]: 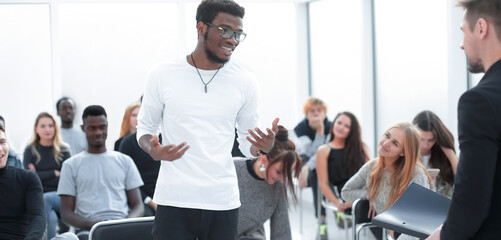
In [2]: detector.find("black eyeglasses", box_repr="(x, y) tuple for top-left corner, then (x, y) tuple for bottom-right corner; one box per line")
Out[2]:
(204, 22), (247, 42)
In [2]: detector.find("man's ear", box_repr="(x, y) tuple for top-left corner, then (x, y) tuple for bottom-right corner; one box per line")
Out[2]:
(476, 18), (488, 39)
(81, 124), (84, 132)
(197, 21), (207, 39)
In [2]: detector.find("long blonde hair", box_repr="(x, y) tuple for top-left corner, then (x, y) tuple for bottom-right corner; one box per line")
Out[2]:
(119, 103), (140, 138)
(29, 112), (66, 165)
(368, 122), (429, 210)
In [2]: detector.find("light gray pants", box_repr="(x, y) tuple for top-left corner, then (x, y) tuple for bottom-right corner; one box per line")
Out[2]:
(51, 231), (84, 240)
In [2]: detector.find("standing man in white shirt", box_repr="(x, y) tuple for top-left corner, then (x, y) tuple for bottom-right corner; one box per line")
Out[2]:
(137, 0), (278, 239)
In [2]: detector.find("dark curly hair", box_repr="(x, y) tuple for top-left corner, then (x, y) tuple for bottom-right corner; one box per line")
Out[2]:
(82, 105), (107, 123)
(56, 97), (75, 112)
(196, 0), (245, 25)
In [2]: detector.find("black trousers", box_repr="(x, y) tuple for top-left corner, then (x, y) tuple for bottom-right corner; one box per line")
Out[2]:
(152, 205), (238, 240)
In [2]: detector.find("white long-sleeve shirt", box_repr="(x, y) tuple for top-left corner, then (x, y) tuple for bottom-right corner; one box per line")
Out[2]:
(137, 57), (260, 210)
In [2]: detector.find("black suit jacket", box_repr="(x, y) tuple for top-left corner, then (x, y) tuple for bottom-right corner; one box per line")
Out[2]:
(441, 59), (501, 239)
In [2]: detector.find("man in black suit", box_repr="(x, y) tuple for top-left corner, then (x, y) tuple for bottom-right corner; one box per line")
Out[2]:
(427, 0), (501, 239)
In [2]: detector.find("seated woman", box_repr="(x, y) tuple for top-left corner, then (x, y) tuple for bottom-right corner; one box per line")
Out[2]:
(413, 110), (458, 197)
(114, 102), (140, 150)
(0, 125), (46, 240)
(316, 112), (370, 214)
(341, 122), (431, 240)
(235, 126), (301, 240)
(23, 112), (71, 240)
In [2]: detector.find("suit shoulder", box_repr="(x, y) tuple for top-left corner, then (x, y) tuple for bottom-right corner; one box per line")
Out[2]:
(460, 85), (501, 116)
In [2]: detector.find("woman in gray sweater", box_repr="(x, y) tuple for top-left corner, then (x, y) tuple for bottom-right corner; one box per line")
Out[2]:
(341, 122), (431, 240)
(235, 126), (301, 240)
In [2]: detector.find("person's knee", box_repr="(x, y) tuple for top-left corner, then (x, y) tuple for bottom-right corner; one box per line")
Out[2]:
(48, 211), (59, 224)
(51, 232), (79, 240)
(44, 192), (59, 206)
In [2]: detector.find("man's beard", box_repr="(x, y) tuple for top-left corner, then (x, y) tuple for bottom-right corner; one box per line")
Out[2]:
(203, 31), (229, 64)
(89, 142), (105, 149)
(467, 58), (484, 73)
(62, 119), (73, 125)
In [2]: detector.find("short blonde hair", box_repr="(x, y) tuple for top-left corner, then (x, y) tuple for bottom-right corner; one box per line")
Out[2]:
(302, 97), (327, 115)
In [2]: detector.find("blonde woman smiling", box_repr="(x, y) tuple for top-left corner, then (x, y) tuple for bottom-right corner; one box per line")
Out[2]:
(341, 122), (431, 240)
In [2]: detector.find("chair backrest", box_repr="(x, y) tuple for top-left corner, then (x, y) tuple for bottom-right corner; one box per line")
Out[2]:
(352, 198), (383, 240)
(372, 182), (450, 239)
(88, 216), (154, 240)
(352, 198), (371, 224)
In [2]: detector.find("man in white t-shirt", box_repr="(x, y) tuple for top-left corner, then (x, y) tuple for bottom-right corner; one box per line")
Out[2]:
(137, 1), (277, 239)
(56, 97), (87, 155)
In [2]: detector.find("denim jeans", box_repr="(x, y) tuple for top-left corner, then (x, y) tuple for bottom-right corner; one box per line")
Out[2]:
(44, 191), (61, 239)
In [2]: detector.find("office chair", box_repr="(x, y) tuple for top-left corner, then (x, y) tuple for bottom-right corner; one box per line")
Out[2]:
(372, 183), (450, 239)
(351, 198), (387, 240)
(88, 216), (155, 240)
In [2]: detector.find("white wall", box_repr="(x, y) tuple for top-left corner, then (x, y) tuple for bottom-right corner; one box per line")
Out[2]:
(0, 1), (305, 153)
(308, 0), (468, 154)
(57, 2), (180, 149)
(0, 4), (52, 152)
(374, 0), (449, 136)
(0, 0), (471, 157)
(309, 0), (372, 152)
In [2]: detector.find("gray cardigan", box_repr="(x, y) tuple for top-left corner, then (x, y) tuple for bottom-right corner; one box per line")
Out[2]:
(235, 159), (291, 240)
(341, 158), (430, 213)
(341, 158), (430, 240)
